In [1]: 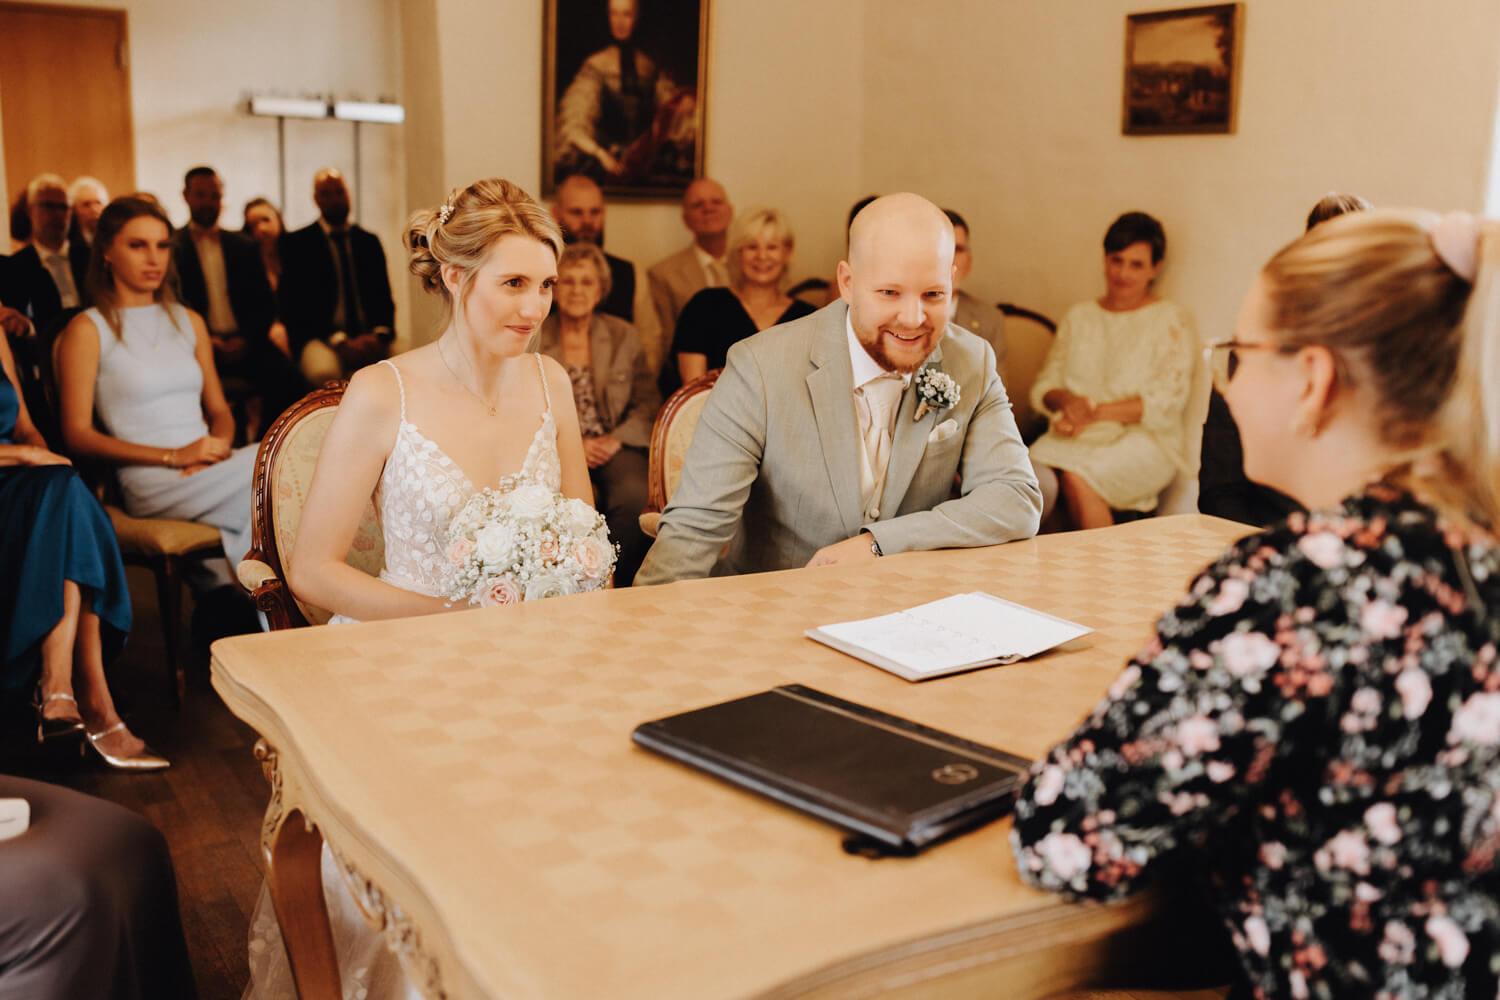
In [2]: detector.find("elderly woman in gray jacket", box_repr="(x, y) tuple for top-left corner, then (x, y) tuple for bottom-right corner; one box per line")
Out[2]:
(535, 241), (660, 584)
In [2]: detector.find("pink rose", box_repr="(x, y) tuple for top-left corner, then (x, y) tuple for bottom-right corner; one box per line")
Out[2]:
(1378, 921), (1416, 964)
(1395, 669), (1432, 719)
(1426, 914), (1470, 969)
(1206, 760), (1236, 783)
(1218, 632), (1280, 678)
(1174, 715), (1220, 756)
(1450, 691), (1500, 746)
(1035, 831), (1092, 881)
(1298, 532), (1347, 569)
(1206, 577), (1250, 616)
(537, 533), (560, 563)
(1260, 841), (1287, 869)
(1364, 802), (1401, 845)
(446, 538), (474, 565)
(1360, 599), (1408, 640)
(573, 537), (610, 580)
(478, 576), (522, 607)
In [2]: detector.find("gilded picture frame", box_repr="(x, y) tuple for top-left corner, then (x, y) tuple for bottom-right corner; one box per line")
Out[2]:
(1122, 3), (1243, 136)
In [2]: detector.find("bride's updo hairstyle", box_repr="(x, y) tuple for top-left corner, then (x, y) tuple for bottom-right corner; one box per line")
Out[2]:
(407, 178), (564, 326)
(1259, 208), (1500, 527)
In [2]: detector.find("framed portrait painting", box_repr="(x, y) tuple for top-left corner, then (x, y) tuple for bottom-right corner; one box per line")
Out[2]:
(543, 0), (709, 198)
(1122, 3), (1242, 135)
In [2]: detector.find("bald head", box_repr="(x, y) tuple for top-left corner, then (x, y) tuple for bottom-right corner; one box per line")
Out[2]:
(682, 178), (731, 247)
(847, 193), (954, 270)
(838, 193), (956, 373)
(553, 174), (605, 244)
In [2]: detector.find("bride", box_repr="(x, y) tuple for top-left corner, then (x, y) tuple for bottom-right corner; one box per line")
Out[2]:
(244, 178), (594, 998)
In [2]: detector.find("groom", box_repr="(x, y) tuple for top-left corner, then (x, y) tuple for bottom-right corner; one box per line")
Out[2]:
(634, 193), (1041, 585)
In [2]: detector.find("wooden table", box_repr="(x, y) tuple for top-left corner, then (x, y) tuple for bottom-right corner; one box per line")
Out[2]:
(212, 514), (1249, 1000)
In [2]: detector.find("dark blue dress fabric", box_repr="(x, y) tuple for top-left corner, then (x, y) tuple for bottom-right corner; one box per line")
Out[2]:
(0, 369), (130, 689)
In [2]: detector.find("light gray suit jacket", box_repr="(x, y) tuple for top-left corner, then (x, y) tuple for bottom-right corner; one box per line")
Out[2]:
(647, 244), (709, 343)
(635, 301), (1042, 585)
(953, 289), (1007, 383)
(534, 312), (660, 448)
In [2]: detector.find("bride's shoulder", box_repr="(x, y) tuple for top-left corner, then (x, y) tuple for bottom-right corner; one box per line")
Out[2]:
(339, 361), (404, 425)
(532, 352), (573, 400)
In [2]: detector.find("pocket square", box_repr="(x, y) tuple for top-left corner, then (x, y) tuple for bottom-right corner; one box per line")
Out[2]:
(927, 419), (959, 444)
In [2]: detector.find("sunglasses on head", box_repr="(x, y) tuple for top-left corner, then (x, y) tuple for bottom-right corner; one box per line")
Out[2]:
(1205, 339), (1300, 391)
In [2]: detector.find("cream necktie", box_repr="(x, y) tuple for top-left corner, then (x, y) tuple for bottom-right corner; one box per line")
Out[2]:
(860, 374), (904, 520)
(705, 257), (728, 288)
(42, 250), (79, 309)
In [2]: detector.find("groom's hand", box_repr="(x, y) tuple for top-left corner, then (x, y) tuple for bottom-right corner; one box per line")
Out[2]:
(805, 535), (879, 568)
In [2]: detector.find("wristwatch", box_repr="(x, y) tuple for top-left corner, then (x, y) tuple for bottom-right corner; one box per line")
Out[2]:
(862, 530), (883, 557)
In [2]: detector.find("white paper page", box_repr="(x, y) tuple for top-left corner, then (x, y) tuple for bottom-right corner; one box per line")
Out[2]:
(815, 592), (1089, 677)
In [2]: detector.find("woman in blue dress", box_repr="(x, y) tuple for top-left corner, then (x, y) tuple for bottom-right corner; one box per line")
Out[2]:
(0, 321), (165, 769)
(56, 196), (256, 584)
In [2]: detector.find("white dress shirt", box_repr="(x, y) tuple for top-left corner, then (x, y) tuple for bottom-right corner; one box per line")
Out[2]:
(189, 224), (238, 335)
(38, 241), (80, 310)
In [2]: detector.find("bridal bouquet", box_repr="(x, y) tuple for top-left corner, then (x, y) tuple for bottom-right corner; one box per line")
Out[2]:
(443, 483), (617, 607)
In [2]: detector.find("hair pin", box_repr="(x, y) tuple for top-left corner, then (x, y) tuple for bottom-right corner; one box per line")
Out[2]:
(438, 201), (454, 225)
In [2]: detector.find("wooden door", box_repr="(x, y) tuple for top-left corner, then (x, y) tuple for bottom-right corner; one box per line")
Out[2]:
(0, 2), (135, 216)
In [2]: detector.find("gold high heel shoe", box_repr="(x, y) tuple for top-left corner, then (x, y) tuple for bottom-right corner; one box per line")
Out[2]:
(85, 722), (170, 771)
(32, 687), (86, 744)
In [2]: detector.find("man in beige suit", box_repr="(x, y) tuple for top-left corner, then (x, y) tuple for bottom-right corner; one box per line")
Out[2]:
(635, 193), (1041, 585)
(647, 178), (733, 345)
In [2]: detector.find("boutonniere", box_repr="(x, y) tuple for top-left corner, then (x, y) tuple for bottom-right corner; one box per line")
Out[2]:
(913, 366), (959, 421)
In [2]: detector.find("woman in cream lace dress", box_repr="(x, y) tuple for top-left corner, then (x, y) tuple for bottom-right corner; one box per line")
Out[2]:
(244, 179), (594, 999)
(1029, 212), (1196, 529)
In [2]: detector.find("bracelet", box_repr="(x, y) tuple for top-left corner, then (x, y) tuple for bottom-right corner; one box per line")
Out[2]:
(162, 449), (176, 468)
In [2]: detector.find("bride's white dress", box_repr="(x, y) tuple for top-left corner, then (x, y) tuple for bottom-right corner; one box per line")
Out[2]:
(244, 356), (563, 999)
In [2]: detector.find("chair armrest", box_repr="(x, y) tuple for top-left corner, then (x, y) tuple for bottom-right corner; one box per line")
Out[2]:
(237, 557), (278, 593)
(638, 511), (661, 539)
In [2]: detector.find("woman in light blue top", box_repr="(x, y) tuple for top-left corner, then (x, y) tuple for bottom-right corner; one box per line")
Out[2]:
(56, 196), (256, 575)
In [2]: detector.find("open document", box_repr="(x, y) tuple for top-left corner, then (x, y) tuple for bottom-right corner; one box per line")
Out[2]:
(806, 592), (1091, 681)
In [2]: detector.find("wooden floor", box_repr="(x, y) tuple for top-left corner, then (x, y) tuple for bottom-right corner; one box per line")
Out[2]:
(2, 565), (266, 1000)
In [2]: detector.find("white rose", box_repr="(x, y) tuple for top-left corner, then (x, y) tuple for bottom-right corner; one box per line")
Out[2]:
(525, 570), (581, 602)
(562, 496), (601, 535)
(507, 483), (554, 520)
(473, 523), (516, 567)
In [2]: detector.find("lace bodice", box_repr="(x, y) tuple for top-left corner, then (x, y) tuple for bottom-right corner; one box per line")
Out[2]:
(373, 356), (561, 597)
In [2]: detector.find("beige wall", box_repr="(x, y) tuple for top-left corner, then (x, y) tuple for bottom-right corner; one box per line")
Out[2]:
(859, 0), (1500, 339)
(0, 0), (410, 343)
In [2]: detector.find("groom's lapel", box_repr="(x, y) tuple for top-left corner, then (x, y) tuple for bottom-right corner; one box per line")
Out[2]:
(806, 304), (864, 538)
(880, 338), (944, 520)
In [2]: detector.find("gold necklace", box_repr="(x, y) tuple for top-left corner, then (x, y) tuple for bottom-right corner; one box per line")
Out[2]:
(438, 335), (500, 416)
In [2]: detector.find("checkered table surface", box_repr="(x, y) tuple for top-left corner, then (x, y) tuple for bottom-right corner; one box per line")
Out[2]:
(213, 514), (1250, 999)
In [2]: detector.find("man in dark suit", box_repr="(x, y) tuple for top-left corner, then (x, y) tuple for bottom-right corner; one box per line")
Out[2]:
(172, 166), (305, 438)
(277, 167), (395, 384)
(8, 174), (90, 337)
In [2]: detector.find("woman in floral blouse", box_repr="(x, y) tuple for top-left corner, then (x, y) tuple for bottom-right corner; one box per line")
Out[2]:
(1012, 208), (1500, 999)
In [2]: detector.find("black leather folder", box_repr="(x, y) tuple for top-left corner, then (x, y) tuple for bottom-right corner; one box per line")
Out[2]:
(631, 684), (1031, 855)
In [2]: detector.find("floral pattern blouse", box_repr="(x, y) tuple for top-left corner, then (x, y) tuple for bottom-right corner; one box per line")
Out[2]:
(1011, 485), (1500, 999)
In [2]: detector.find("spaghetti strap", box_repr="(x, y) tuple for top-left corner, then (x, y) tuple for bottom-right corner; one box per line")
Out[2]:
(379, 359), (407, 422)
(533, 353), (552, 414)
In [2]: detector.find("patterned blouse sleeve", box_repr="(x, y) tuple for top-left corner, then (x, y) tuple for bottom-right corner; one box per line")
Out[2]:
(1136, 302), (1197, 437)
(1010, 523), (1322, 901)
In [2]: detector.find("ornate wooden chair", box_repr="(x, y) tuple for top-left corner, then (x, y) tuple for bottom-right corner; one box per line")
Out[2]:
(638, 368), (721, 538)
(997, 302), (1057, 444)
(236, 382), (383, 630)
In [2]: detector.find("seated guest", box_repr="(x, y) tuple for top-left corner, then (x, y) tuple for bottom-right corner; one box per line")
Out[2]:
(1029, 212), (1197, 529)
(278, 168), (396, 384)
(242, 197), (292, 358)
(944, 208), (1006, 381)
(56, 196), (257, 590)
(647, 178), (733, 357)
(659, 207), (816, 399)
(66, 176), (108, 250)
(536, 242), (659, 584)
(0, 328), (164, 769)
(550, 173), (659, 356)
(1200, 194), (1370, 526)
(7, 174), (91, 335)
(172, 167), (306, 439)
(1012, 208), (1500, 998)
(0, 775), (196, 996)
(636, 193), (1041, 585)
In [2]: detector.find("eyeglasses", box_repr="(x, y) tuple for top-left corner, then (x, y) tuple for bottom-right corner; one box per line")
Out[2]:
(1205, 339), (1300, 392)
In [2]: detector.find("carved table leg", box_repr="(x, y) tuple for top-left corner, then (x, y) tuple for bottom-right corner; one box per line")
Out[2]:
(257, 740), (343, 1000)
